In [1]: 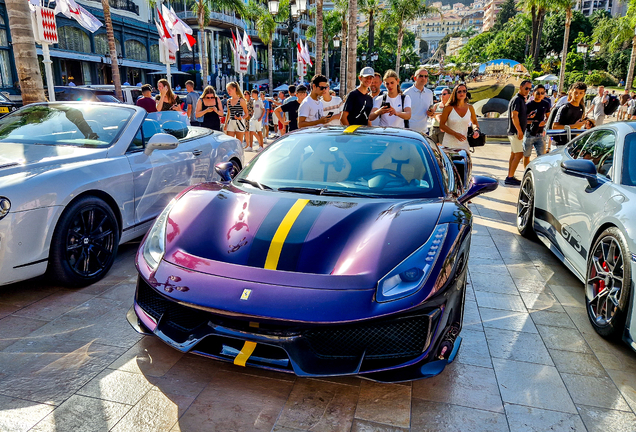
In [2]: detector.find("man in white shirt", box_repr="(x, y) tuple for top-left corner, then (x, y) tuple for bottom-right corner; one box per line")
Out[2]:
(403, 66), (434, 133)
(369, 70), (412, 128)
(298, 74), (333, 129)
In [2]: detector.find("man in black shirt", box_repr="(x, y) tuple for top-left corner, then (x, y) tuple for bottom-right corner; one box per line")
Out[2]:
(341, 67), (375, 126)
(505, 80), (532, 186)
(274, 85), (307, 133)
(553, 81), (586, 147)
(523, 84), (551, 167)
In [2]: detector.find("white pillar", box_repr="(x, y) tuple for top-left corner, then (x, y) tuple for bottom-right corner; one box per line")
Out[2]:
(42, 44), (56, 102)
(210, 30), (215, 74)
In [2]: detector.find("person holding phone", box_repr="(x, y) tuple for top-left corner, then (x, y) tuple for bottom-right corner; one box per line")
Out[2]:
(523, 84), (551, 167)
(369, 70), (411, 128)
(156, 79), (181, 112)
(322, 89), (343, 126)
(298, 74), (333, 129)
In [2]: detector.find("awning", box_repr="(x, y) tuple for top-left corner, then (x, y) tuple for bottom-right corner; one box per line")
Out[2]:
(35, 48), (178, 72)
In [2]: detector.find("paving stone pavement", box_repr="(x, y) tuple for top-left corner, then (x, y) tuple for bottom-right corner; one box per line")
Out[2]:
(1, 142), (636, 431)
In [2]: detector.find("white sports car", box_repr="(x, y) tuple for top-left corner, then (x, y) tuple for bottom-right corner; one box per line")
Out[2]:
(0, 102), (243, 287)
(517, 123), (636, 349)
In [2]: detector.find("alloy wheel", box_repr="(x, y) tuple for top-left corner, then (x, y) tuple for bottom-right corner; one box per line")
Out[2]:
(65, 206), (116, 278)
(517, 176), (533, 231)
(586, 235), (625, 326)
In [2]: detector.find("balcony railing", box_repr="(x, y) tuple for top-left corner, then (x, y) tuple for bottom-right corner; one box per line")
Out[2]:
(109, 0), (139, 15)
(177, 10), (246, 29)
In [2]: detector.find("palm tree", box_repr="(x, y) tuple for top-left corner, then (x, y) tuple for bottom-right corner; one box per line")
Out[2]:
(102, 0), (122, 101)
(555, 0), (575, 93)
(359, 0), (380, 61)
(246, 1), (286, 97)
(191, 0), (245, 86)
(315, 0), (324, 75)
(386, 0), (439, 74)
(520, 0), (550, 71)
(5, 0), (46, 103)
(307, 10), (342, 80)
(345, 0), (358, 92)
(622, 0), (636, 90)
(331, 0), (349, 94)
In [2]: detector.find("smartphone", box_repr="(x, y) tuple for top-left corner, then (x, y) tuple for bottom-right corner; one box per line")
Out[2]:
(327, 111), (334, 117)
(382, 102), (391, 109)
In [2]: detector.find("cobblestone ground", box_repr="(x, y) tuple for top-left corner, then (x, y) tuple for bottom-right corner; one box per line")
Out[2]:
(1, 143), (636, 431)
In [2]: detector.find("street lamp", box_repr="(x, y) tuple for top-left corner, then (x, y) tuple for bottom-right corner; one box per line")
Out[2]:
(333, 35), (340, 48)
(593, 42), (601, 53)
(577, 42), (589, 73)
(268, 0), (308, 85)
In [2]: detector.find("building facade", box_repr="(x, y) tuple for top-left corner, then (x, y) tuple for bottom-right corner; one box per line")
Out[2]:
(482, 0), (505, 31)
(574, 0), (625, 17)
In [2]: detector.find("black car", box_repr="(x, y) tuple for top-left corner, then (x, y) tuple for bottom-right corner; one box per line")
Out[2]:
(54, 86), (121, 103)
(0, 92), (21, 118)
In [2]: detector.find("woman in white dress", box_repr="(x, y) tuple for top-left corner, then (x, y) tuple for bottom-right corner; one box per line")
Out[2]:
(439, 83), (480, 152)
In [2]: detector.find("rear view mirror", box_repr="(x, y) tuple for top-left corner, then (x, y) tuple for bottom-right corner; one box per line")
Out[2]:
(215, 162), (238, 181)
(561, 159), (598, 187)
(459, 175), (498, 204)
(144, 133), (179, 155)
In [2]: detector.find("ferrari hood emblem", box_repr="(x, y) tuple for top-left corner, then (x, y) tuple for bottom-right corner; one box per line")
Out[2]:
(240, 289), (252, 300)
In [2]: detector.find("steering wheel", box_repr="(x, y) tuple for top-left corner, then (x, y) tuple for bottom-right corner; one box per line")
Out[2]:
(363, 169), (409, 187)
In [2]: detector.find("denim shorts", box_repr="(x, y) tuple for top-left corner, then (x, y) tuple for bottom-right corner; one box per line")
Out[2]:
(523, 134), (546, 157)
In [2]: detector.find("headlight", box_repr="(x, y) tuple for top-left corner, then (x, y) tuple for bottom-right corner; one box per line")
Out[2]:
(376, 224), (448, 303)
(142, 200), (176, 270)
(0, 197), (10, 220)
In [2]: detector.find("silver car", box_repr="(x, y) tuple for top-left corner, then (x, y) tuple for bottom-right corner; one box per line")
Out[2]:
(517, 123), (636, 350)
(0, 102), (243, 287)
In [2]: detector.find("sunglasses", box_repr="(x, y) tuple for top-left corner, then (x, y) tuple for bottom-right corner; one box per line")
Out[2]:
(536, 92), (545, 95)
(205, 96), (215, 99)
(318, 85), (329, 91)
(457, 90), (467, 94)
(418, 74), (429, 78)
(523, 87), (532, 91)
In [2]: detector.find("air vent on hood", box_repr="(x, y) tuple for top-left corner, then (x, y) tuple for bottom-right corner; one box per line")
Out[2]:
(0, 162), (19, 169)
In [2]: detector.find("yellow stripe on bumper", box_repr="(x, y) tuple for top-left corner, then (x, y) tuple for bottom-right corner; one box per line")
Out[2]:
(344, 125), (362, 134)
(264, 199), (310, 270)
(234, 341), (257, 366)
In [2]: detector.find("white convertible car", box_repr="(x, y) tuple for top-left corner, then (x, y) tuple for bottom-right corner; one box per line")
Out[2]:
(0, 102), (243, 286)
(517, 123), (636, 349)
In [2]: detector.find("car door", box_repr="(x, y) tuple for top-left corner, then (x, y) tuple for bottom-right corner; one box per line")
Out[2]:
(125, 117), (200, 225)
(550, 129), (617, 275)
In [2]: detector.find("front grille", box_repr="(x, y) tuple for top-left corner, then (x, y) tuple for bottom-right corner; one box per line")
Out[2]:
(136, 280), (170, 321)
(303, 315), (430, 360)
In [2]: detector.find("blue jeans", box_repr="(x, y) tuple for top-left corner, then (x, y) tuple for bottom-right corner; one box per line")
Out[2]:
(523, 133), (546, 158)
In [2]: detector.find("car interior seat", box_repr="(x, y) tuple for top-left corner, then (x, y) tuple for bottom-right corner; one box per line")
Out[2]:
(301, 144), (351, 182)
(142, 119), (163, 145)
(371, 142), (426, 182)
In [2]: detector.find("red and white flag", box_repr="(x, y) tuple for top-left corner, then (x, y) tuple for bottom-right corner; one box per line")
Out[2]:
(242, 29), (257, 62)
(156, 6), (179, 53)
(161, 5), (196, 50)
(301, 40), (313, 66)
(54, 0), (102, 32)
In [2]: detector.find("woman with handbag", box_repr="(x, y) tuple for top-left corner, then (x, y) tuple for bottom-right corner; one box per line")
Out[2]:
(439, 83), (480, 152)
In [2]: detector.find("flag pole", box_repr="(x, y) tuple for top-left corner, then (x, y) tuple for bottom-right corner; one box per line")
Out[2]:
(42, 43), (55, 101)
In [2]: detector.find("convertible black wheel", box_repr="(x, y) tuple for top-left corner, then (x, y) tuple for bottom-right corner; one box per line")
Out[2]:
(49, 196), (120, 287)
(585, 227), (632, 339)
(517, 172), (536, 239)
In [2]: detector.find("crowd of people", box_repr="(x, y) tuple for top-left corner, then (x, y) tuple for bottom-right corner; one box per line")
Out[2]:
(134, 66), (484, 154)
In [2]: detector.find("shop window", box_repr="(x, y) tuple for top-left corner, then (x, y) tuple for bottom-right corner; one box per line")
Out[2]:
(0, 50), (13, 87)
(150, 44), (160, 63)
(95, 33), (122, 56)
(57, 26), (91, 53)
(125, 39), (147, 62)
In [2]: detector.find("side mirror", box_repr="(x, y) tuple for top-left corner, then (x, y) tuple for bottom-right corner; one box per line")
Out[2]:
(144, 133), (179, 155)
(459, 175), (498, 204)
(215, 161), (238, 182)
(561, 159), (598, 187)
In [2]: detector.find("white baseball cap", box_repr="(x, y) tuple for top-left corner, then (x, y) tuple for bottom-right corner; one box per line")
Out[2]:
(359, 67), (375, 77)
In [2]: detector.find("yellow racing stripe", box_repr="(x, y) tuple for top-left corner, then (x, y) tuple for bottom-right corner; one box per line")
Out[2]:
(343, 125), (361, 134)
(264, 199), (310, 270)
(234, 341), (257, 366)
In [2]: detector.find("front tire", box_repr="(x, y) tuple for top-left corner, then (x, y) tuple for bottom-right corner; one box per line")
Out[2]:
(517, 172), (536, 239)
(48, 196), (120, 287)
(585, 227), (632, 339)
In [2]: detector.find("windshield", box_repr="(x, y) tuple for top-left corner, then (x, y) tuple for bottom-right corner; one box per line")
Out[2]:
(0, 104), (134, 147)
(0, 93), (11, 103)
(236, 132), (443, 198)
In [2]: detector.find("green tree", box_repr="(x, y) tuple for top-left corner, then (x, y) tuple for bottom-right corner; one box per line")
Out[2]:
(385, 0), (439, 74)
(246, 0), (286, 95)
(360, 0), (380, 61)
(492, 0), (517, 32)
(315, 0), (324, 75)
(553, 0), (576, 92)
(307, 9), (342, 80)
(191, 0), (245, 86)
(519, 0), (550, 71)
(541, 10), (592, 55)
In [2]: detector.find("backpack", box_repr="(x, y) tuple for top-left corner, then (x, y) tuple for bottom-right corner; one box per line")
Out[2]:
(382, 93), (410, 128)
(604, 95), (620, 115)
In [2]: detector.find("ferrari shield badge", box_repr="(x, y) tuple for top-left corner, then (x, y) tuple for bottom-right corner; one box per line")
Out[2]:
(240, 289), (252, 300)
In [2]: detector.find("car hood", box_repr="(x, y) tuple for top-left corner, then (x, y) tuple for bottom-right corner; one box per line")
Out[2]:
(162, 183), (445, 288)
(0, 143), (104, 176)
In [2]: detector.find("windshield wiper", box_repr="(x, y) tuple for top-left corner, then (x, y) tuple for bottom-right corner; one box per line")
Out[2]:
(278, 186), (371, 198)
(235, 178), (273, 190)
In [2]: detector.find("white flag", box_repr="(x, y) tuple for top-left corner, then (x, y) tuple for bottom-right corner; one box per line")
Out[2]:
(301, 40), (312, 66)
(243, 30), (258, 62)
(54, 0), (102, 33)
